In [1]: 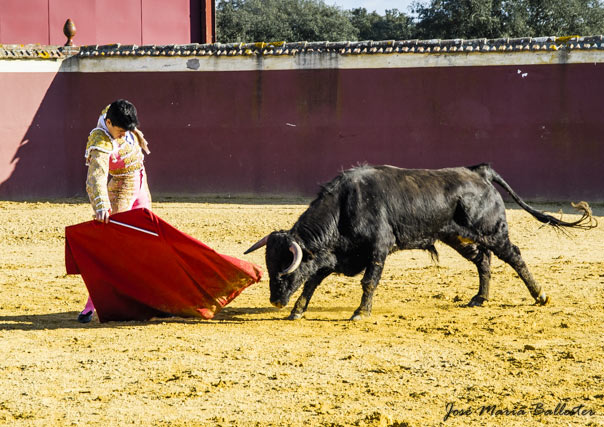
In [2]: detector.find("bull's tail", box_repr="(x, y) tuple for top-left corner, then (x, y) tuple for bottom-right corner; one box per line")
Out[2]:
(468, 163), (597, 230)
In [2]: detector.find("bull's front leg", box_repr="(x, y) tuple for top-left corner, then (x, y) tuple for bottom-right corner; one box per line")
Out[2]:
(288, 269), (331, 320)
(351, 257), (387, 321)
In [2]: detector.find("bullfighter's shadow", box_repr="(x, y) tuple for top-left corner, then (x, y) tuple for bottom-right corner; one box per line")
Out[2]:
(0, 307), (275, 331)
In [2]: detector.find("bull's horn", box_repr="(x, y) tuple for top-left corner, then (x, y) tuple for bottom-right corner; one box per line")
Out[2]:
(281, 241), (303, 275)
(244, 235), (269, 254)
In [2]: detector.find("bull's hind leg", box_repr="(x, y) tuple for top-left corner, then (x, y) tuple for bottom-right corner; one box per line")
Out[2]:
(443, 237), (492, 306)
(288, 269), (331, 320)
(491, 239), (549, 306)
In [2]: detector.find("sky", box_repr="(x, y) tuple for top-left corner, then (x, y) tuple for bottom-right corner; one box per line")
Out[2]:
(327, 0), (417, 15)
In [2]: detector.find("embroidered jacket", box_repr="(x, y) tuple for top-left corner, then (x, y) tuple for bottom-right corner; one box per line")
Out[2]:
(85, 106), (150, 213)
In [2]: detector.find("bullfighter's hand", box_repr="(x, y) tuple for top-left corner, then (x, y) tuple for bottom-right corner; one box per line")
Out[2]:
(95, 209), (111, 224)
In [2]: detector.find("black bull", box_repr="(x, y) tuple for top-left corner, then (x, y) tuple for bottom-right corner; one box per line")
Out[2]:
(245, 164), (596, 320)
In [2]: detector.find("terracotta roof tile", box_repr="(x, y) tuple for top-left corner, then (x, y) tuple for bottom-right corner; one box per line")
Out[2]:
(0, 44), (78, 59)
(1, 36), (603, 59)
(75, 36), (604, 57)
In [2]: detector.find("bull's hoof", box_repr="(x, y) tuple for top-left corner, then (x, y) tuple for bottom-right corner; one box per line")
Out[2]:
(287, 312), (304, 320)
(467, 295), (487, 307)
(350, 313), (367, 321)
(534, 294), (550, 306)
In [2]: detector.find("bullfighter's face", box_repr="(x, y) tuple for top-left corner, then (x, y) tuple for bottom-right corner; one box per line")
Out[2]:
(265, 232), (307, 308)
(105, 119), (128, 140)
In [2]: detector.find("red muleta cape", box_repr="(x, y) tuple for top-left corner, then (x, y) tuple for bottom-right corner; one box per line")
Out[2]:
(65, 208), (262, 322)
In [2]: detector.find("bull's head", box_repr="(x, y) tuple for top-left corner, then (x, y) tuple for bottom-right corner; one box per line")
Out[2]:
(245, 231), (309, 309)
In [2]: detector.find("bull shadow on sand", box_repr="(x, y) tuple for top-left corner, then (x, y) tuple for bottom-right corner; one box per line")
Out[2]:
(216, 305), (367, 322)
(213, 306), (292, 321)
(218, 300), (549, 322)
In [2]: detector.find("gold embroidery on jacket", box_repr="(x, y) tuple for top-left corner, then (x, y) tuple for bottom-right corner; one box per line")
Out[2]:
(85, 125), (147, 213)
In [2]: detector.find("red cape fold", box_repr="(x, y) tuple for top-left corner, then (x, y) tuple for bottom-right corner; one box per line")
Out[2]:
(65, 208), (262, 322)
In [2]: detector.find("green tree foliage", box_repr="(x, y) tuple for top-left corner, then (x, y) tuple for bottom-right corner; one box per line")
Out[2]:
(216, 0), (358, 42)
(412, 0), (506, 39)
(522, 0), (604, 37)
(350, 8), (414, 41)
(413, 0), (604, 39)
(216, 0), (604, 43)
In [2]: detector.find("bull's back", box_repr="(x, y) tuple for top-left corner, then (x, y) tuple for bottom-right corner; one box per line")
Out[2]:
(352, 165), (491, 208)
(380, 165), (491, 201)
(339, 165), (499, 244)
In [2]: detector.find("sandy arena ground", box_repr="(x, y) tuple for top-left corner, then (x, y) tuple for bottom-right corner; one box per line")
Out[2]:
(0, 198), (603, 426)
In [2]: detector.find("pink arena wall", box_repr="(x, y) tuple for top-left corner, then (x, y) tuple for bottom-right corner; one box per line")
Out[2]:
(0, 0), (212, 45)
(1, 55), (603, 201)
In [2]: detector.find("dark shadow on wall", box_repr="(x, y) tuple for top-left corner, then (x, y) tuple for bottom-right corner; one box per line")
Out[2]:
(0, 63), (89, 200)
(0, 60), (157, 201)
(2, 60), (603, 201)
